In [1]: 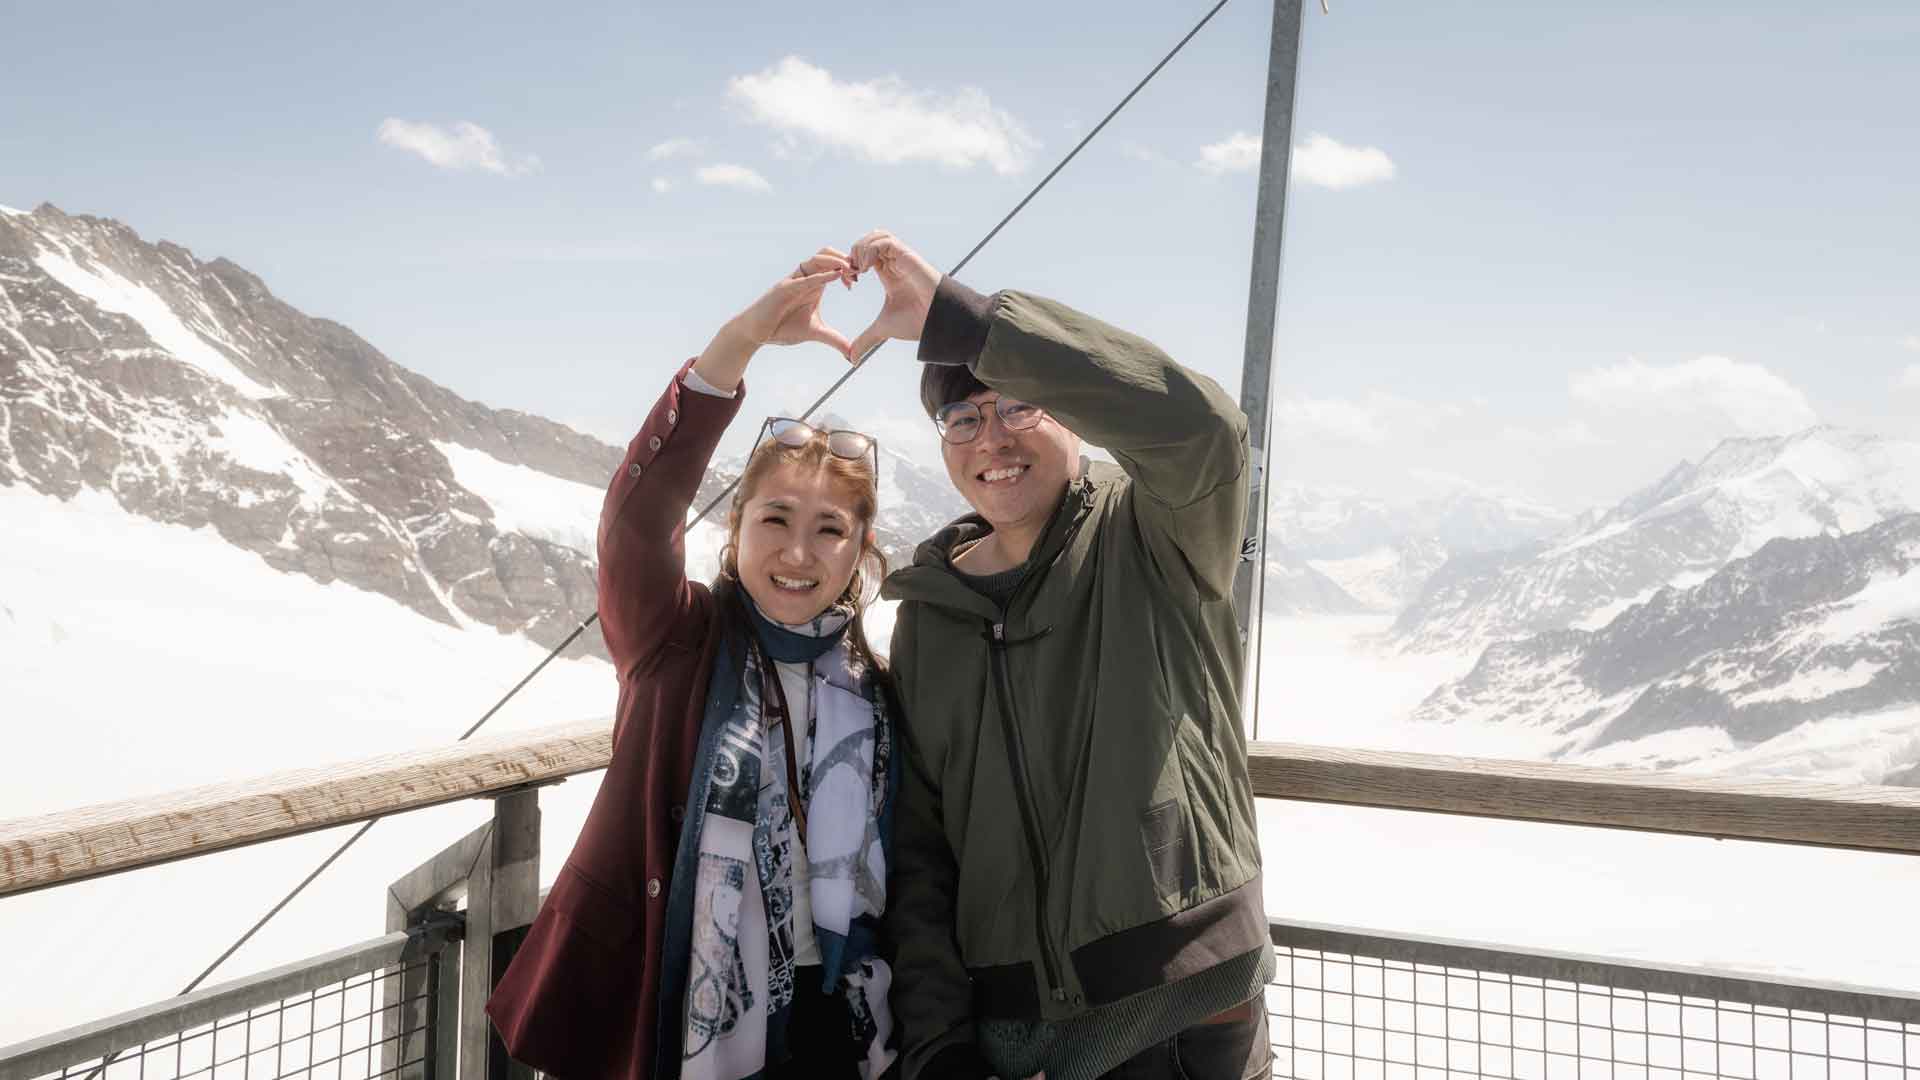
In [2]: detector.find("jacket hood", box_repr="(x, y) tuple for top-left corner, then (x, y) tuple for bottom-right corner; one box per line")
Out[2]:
(881, 457), (1101, 616)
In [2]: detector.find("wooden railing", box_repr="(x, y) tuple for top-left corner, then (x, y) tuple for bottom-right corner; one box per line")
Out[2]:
(1242, 743), (1920, 855)
(0, 720), (611, 898)
(5, 724), (1920, 898)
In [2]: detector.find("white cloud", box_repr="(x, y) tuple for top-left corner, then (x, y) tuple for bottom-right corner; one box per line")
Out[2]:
(1899, 335), (1920, 352)
(376, 118), (538, 176)
(1570, 356), (1818, 435)
(1557, 420), (1606, 446)
(1196, 132), (1262, 175)
(1292, 133), (1396, 189)
(1277, 393), (1457, 445)
(646, 137), (702, 161)
(1118, 141), (1174, 167)
(1278, 396), (1391, 444)
(1499, 420), (1608, 447)
(1899, 364), (1920, 391)
(651, 177), (673, 194)
(726, 56), (1038, 175)
(1405, 468), (1551, 505)
(695, 163), (772, 193)
(1196, 132), (1396, 189)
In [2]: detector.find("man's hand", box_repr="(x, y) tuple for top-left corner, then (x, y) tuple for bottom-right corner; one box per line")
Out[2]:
(848, 229), (941, 362)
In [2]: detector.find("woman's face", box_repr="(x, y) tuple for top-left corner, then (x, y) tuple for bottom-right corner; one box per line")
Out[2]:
(733, 461), (870, 625)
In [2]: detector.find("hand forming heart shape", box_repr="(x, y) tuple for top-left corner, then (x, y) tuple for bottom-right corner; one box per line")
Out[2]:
(744, 230), (943, 365)
(844, 228), (941, 362)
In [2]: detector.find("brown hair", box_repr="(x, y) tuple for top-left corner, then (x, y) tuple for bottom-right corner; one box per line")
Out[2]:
(717, 431), (890, 670)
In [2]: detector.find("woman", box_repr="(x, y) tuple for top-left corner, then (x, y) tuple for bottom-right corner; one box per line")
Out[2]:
(487, 250), (900, 1080)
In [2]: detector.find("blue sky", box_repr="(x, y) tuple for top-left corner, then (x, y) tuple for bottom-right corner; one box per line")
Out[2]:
(4, 0), (1917, 509)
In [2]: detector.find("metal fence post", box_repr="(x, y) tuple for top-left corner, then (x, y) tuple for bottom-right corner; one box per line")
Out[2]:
(384, 783), (549, 1080)
(384, 888), (435, 1080)
(462, 788), (541, 1080)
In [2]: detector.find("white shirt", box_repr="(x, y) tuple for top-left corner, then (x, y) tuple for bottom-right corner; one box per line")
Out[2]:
(682, 368), (737, 398)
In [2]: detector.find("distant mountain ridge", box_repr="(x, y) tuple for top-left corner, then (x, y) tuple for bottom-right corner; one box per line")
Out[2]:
(1266, 485), (1571, 614)
(1414, 513), (1920, 783)
(1389, 427), (1920, 652)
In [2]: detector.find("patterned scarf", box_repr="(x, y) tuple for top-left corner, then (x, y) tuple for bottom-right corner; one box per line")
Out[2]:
(681, 600), (897, 1080)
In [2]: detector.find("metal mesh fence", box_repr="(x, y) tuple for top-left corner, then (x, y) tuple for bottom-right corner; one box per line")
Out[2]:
(28, 954), (438, 1080)
(1266, 924), (1920, 1080)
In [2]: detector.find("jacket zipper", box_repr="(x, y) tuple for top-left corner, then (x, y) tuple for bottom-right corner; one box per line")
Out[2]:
(987, 619), (1067, 1002)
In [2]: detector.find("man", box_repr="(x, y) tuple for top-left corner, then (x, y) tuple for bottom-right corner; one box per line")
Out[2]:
(849, 229), (1272, 1080)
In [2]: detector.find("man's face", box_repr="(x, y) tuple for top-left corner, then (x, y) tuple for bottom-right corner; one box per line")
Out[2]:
(938, 390), (1080, 536)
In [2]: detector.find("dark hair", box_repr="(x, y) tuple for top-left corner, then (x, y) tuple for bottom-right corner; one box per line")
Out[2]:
(919, 363), (990, 420)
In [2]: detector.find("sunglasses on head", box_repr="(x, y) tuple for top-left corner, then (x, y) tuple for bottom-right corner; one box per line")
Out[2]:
(753, 417), (880, 472)
(932, 395), (1044, 445)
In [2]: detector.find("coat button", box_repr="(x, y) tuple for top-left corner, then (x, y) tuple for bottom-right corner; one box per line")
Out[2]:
(647, 877), (662, 899)
(648, 435), (663, 452)
(667, 408), (678, 425)
(628, 462), (643, 479)
(670, 804), (685, 823)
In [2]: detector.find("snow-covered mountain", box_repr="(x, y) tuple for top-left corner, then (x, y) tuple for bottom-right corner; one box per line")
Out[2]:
(1390, 428), (1920, 652)
(1270, 484), (1569, 559)
(0, 204), (966, 657)
(1265, 485), (1569, 613)
(1412, 513), (1920, 784)
(1, 203), (629, 655)
(1263, 542), (1374, 616)
(1301, 536), (1451, 614)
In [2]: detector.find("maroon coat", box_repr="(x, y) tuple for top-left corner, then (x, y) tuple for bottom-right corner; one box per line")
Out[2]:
(486, 360), (744, 1079)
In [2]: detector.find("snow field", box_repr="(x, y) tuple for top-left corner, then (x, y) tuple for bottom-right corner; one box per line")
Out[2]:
(432, 440), (605, 556)
(0, 485), (614, 1041)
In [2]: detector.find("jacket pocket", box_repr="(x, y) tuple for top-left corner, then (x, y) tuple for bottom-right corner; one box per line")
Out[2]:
(547, 862), (641, 947)
(487, 863), (641, 1077)
(1142, 798), (1199, 902)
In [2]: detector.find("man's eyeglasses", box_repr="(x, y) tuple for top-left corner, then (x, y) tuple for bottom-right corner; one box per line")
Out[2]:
(753, 417), (880, 473)
(933, 396), (1044, 445)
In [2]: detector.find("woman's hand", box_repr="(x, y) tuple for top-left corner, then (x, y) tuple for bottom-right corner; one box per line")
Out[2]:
(750, 248), (859, 357)
(694, 249), (858, 391)
(847, 229), (942, 362)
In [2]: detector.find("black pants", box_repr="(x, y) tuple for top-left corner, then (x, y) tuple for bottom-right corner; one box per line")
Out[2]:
(1099, 1000), (1272, 1080)
(766, 966), (865, 1080)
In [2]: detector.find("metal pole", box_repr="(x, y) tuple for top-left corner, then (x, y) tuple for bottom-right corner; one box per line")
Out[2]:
(1232, 0), (1307, 740)
(460, 789), (541, 1080)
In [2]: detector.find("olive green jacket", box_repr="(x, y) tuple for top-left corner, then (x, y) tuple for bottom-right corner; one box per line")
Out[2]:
(881, 283), (1268, 1080)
